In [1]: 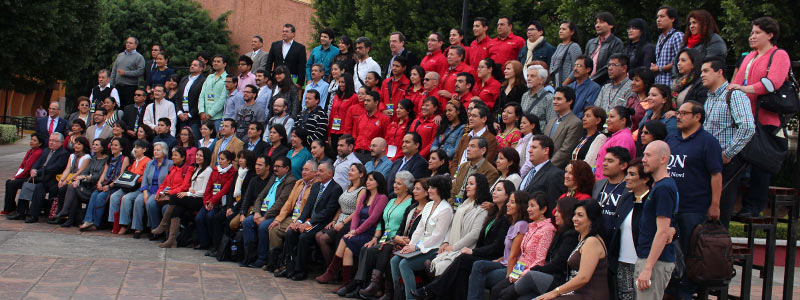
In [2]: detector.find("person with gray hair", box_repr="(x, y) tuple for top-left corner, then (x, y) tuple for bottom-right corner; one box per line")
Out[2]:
(110, 37), (145, 108)
(11, 132), (70, 223)
(90, 69), (120, 109)
(132, 141), (174, 238)
(353, 36), (382, 90)
(521, 65), (554, 129)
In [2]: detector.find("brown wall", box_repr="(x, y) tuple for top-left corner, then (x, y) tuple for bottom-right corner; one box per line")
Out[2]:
(196, 0), (315, 56)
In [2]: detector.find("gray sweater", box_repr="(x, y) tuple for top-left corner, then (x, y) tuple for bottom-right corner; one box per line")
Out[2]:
(110, 50), (145, 86)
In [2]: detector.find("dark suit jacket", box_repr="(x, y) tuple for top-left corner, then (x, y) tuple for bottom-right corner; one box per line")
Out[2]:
(543, 111), (583, 168)
(31, 147), (69, 183)
(122, 104), (146, 135)
(386, 153), (431, 195)
(265, 40), (308, 84)
(225, 170), (256, 213)
(174, 73), (207, 123)
(299, 180), (344, 226)
(245, 140), (269, 157)
(384, 48), (419, 78)
(36, 117), (68, 140)
(257, 173), (298, 219)
(471, 216), (511, 259)
(144, 59), (157, 87)
(522, 161), (566, 215)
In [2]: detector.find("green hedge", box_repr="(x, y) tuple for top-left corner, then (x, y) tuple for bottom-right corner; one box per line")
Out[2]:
(0, 125), (18, 144)
(729, 221), (790, 240)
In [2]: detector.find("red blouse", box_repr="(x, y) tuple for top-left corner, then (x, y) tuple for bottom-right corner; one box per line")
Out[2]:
(328, 93), (358, 135)
(410, 115), (439, 159)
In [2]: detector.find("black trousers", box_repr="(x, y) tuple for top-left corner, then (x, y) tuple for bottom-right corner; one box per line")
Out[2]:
(27, 179), (58, 218)
(285, 224), (325, 274)
(4, 178), (26, 213)
(169, 195), (203, 219)
(720, 155), (746, 227)
(116, 84), (137, 108)
(425, 253), (480, 300)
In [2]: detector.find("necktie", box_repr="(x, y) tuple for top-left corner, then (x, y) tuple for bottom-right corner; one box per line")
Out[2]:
(312, 183), (326, 213)
(521, 168), (537, 190)
(48, 119), (54, 134)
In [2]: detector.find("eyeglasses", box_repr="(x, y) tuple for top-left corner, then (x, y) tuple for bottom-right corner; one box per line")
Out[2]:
(423, 78), (434, 81)
(676, 110), (694, 117)
(608, 63), (622, 67)
(274, 164), (286, 168)
(135, 93), (145, 96)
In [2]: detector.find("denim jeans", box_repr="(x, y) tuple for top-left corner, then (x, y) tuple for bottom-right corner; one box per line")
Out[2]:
(145, 194), (167, 230)
(195, 206), (221, 248)
(242, 214), (274, 264)
(107, 189), (125, 222)
(83, 190), (109, 224)
(467, 260), (507, 300)
(675, 212), (706, 300)
(119, 191), (140, 226)
(390, 250), (438, 300)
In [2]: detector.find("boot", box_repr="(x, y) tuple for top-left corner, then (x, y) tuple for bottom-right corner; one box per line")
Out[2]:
(315, 255), (342, 284)
(359, 270), (384, 298)
(157, 217), (180, 248)
(375, 278), (393, 300)
(334, 266), (355, 295)
(151, 205), (175, 235)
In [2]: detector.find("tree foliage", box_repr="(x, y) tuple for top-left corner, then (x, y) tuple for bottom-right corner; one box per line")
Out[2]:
(0, 0), (101, 92)
(312, 0), (800, 66)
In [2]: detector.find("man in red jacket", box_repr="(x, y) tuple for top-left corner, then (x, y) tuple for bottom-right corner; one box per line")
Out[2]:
(352, 91), (391, 163)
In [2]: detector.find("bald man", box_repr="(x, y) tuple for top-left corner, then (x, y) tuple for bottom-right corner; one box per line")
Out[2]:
(635, 140), (678, 300)
(365, 137), (392, 176)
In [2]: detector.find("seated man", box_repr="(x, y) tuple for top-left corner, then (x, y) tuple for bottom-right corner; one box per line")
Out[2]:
(3, 133), (44, 216)
(281, 161), (343, 280)
(450, 136), (499, 207)
(244, 123), (268, 157)
(240, 156), (297, 269)
(385, 132), (430, 197)
(17, 133), (69, 223)
(238, 155), (273, 266)
(267, 160), (318, 273)
(365, 137), (392, 176)
(85, 108), (112, 141)
(152, 117), (177, 151)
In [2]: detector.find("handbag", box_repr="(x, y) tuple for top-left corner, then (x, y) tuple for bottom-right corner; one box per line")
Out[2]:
(113, 170), (140, 189)
(757, 49), (800, 114)
(18, 178), (36, 201)
(735, 90), (788, 174)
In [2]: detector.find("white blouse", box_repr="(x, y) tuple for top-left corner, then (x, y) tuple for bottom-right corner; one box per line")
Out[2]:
(187, 167), (213, 197)
(409, 200), (454, 253)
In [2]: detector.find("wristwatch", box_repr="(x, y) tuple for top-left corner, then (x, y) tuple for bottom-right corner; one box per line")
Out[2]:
(555, 287), (562, 295)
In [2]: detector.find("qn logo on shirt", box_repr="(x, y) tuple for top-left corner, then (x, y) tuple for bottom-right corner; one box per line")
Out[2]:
(599, 192), (621, 210)
(667, 154), (687, 178)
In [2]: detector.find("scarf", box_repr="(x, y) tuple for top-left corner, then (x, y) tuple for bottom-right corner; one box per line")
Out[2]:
(686, 34), (702, 48)
(217, 163), (233, 175)
(233, 167), (249, 198)
(671, 72), (696, 108)
(525, 36), (545, 65)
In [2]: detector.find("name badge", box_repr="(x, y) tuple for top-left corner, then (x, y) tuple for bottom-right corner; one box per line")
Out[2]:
(182, 96), (190, 111)
(379, 231), (391, 243)
(509, 261), (527, 279)
(416, 237), (425, 248)
(163, 187), (170, 193)
(212, 183), (221, 194)
(292, 208), (301, 221)
(453, 195), (464, 210)
(208, 94), (215, 102)
(332, 118), (342, 131)
(386, 104), (394, 115)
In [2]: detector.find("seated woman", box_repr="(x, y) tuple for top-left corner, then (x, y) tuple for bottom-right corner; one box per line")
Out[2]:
(428, 174), (491, 277)
(197, 121), (218, 150)
(636, 84), (678, 144)
(110, 120), (132, 153)
(136, 125), (155, 157)
(391, 175), (454, 300)
(491, 148), (522, 191)
(431, 100), (467, 159)
(571, 106), (607, 172)
(315, 163), (368, 283)
(560, 160), (595, 202)
(114, 140), (152, 236)
(177, 127), (198, 166)
(625, 67), (654, 127)
(497, 103), (523, 149)
(517, 114), (542, 178)
(413, 180), (517, 300)
(497, 197), (580, 300)
(636, 120), (667, 158)
(131, 142), (172, 239)
(410, 97), (440, 159)
(63, 119), (87, 152)
(333, 172), (390, 296)
(311, 139), (334, 165)
(79, 139), (131, 231)
(50, 136), (90, 224)
(266, 124), (291, 162)
(480, 191), (556, 299)
(355, 172), (419, 299)
(533, 200), (608, 300)
(196, 150), (236, 256)
(594, 106), (636, 179)
(53, 138), (107, 227)
(169, 148), (213, 248)
(2, 134), (43, 216)
(149, 147), (196, 247)
(286, 129), (312, 179)
(224, 150), (257, 231)
(427, 149), (450, 177)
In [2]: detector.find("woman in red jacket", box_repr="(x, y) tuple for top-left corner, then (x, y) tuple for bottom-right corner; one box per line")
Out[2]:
(384, 99), (415, 160)
(2, 134), (44, 215)
(329, 72), (357, 147)
(195, 150), (236, 254)
(150, 146), (196, 247)
(406, 66), (427, 115)
(410, 97), (440, 159)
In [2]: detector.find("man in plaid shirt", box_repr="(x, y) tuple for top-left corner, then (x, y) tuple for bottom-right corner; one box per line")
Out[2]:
(651, 6), (684, 85)
(699, 57), (754, 227)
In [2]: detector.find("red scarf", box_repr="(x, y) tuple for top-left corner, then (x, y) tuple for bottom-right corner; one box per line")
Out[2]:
(686, 34), (702, 48)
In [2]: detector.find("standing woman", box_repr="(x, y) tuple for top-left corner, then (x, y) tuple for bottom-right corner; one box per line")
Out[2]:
(406, 66), (427, 114)
(639, 84), (678, 137)
(517, 114), (542, 178)
(496, 61), (526, 115)
(270, 65), (301, 118)
(316, 163), (368, 282)
(195, 150), (236, 255)
(102, 97), (123, 128)
(56, 138), (109, 227)
(670, 48), (707, 107)
(329, 73), (357, 146)
(385, 99), (415, 160)
(325, 62), (344, 112)
(431, 100), (467, 159)
(178, 127), (198, 166)
(550, 21), (582, 87)
(571, 106), (607, 172)
(410, 97), (440, 159)
(115, 139), (152, 236)
(197, 121), (217, 149)
(146, 51), (175, 93)
(497, 102), (523, 148)
(594, 106), (636, 178)
(623, 19), (655, 70)
(169, 148), (213, 248)
(391, 175), (454, 300)
(79, 138), (129, 231)
(626, 67), (655, 127)
(131, 142), (173, 238)
(364, 71), (382, 91)
(165, 74), (182, 103)
(149, 146), (196, 247)
(68, 97), (92, 126)
(729, 17), (791, 218)
(266, 124), (290, 162)
(472, 58), (501, 110)
(286, 129), (313, 179)
(636, 120), (668, 157)
(680, 10), (727, 61)
(491, 148), (522, 190)
(334, 36), (357, 75)
(560, 160), (595, 202)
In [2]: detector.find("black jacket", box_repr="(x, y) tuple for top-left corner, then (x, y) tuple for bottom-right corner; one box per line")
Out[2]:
(245, 140), (269, 157)
(395, 201), (421, 238)
(471, 216), (512, 259)
(239, 173), (272, 215)
(384, 48), (419, 78)
(522, 162), (566, 216)
(31, 147), (69, 183)
(225, 170), (256, 213)
(36, 117), (67, 141)
(385, 153), (431, 197)
(608, 191), (643, 273)
(122, 104), (146, 136)
(299, 180), (344, 226)
(174, 73), (206, 123)
(265, 40), (308, 84)
(267, 144), (290, 163)
(531, 229), (579, 289)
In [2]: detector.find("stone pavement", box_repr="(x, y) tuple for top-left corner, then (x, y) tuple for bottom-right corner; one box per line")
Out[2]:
(0, 136), (797, 300)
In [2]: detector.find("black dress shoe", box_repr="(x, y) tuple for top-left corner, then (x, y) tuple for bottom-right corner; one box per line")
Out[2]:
(47, 217), (65, 225)
(336, 281), (360, 297)
(411, 287), (433, 300)
(274, 268), (291, 278)
(24, 217), (38, 223)
(263, 264), (276, 272)
(290, 272), (307, 281)
(60, 221), (73, 228)
(7, 213), (25, 220)
(149, 232), (165, 241)
(132, 232), (141, 239)
(247, 261), (265, 269)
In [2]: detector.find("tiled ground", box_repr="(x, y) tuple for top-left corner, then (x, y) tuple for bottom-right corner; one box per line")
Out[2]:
(0, 136), (798, 300)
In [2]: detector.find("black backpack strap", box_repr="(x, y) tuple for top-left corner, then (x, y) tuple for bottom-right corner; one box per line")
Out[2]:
(724, 90), (738, 128)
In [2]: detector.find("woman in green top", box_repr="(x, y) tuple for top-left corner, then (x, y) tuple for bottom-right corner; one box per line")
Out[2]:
(285, 128), (313, 179)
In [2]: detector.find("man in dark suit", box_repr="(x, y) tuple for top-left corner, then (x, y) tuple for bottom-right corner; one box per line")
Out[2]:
(175, 59), (207, 135)
(13, 133), (69, 223)
(36, 102), (67, 141)
(264, 24), (308, 85)
(543, 86), (583, 168)
(384, 32), (419, 78)
(282, 161), (343, 280)
(520, 135), (566, 217)
(244, 123), (269, 157)
(122, 88), (147, 139)
(386, 133), (431, 197)
(144, 44), (162, 92)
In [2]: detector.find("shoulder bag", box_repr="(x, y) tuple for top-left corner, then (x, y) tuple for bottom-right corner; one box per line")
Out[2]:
(728, 90), (788, 174)
(757, 49), (800, 114)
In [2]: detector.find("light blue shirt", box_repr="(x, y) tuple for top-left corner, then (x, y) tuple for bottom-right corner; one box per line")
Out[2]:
(261, 174), (286, 212)
(302, 79), (330, 111)
(365, 156), (392, 176)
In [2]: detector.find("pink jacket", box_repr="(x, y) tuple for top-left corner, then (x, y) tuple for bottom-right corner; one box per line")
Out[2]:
(594, 127), (636, 179)
(732, 46), (791, 127)
(350, 193), (389, 235)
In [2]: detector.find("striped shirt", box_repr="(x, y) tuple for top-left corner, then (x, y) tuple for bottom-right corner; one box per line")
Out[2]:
(703, 82), (755, 158)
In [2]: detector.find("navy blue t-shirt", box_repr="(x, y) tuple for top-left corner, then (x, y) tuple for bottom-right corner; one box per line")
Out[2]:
(665, 128), (723, 214)
(637, 177), (678, 262)
(598, 180), (626, 237)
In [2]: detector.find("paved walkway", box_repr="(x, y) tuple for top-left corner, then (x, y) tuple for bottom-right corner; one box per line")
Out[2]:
(0, 136), (797, 299)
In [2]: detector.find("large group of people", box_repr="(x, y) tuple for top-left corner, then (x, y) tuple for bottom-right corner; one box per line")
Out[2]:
(2, 7), (794, 300)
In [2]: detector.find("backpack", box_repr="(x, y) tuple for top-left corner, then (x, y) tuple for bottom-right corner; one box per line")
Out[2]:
(215, 229), (244, 262)
(686, 220), (736, 285)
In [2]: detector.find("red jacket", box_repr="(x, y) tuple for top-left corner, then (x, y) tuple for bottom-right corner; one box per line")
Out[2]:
(446, 45), (473, 66)
(410, 115), (439, 159)
(488, 33), (525, 67)
(420, 51), (448, 78)
(409, 88), (446, 116)
(384, 118), (410, 160)
(343, 101), (366, 134)
(469, 37), (492, 67)
(15, 148), (43, 179)
(353, 111), (390, 151)
(156, 163), (195, 195)
(328, 93), (357, 135)
(455, 91), (476, 109)
(380, 75), (409, 116)
(472, 77), (502, 110)
(441, 62), (477, 94)
(203, 166), (236, 206)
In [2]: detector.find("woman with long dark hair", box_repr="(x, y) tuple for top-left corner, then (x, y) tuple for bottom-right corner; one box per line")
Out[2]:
(427, 149), (451, 177)
(550, 21), (582, 87)
(406, 66), (427, 114)
(270, 65), (301, 118)
(178, 127), (198, 166)
(624, 18), (655, 70)
(329, 73), (357, 146)
(627, 67), (655, 127)
(196, 150), (236, 256)
(431, 100), (467, 159)
(680, 10), (727, 60)
(385, 99), (416, 160)
(639, 84), (678, 137)
(496, 61), (526, 114)
(560, 160), (595, 202)
(497, 102), (523, 148)
(78, 138), (129, 230)
(334, 36), (357, 75)
(670, 48), (707, 107)
(149, 146), (196, 247)
(411, 96), (440, 159)
(594, 106), (636, 178)
(54, 138), (109, 227)
(517, 114), (542, 177)
(266, 124), (290, 162)
(572, 106), (607, 171)
(491, 148), (522, 190)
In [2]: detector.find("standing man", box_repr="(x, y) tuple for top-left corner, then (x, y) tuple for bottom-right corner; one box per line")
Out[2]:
(384, 32), (418, 78)
(199, 54), (229, 129)
(488, 17), (525, 70)
(594, 54), (634, 114)
(333, 135), (361, 189)
(543, 86), (583, 168)
(451, 73), (476, 109)
(244, 123), (268, 156)
(296, 90), (328, 145)
(223, 76), (244, 120)
(439, 46), (477, 97)
(352, 91), (390, 163)
(153, 118), (177, 150)
(255, 70), (273, 106)
(264, 98), (295, 140)
(365, 137), (392, 176)
(143, 85), (177, 136)
(352, 37), (382, 91)
(520, 135), (566, 214)
(451, 105), (498, 174)
(306, 28), (340, 84)
(652, 6), (684, 85)
(421, 33), (449, 78)
(236, 85), (268, 140)
(583, 12), (624, 85)
(666, 101), (722, 299)
(567, 56), (601, 116)
(469, 17), (492, 67)
(700, 58), (754, 226)
(248, 35), (268, 76)
(175, 59), (206, 135)
(517, 21), (556, 68)
(380, 56), (409, 118)
(36, 102), (67, 140)
(592, 146), (632, 238)
(89, 69), (120, 113)
(265, 24), (307, 85)
(110, 37), (145, 108)
(144, 43), (162, 91)
(636, 140), (678, 300)
(302, 64), (330, 111)
(237, 55), (257, 93)
(123, 89), (147, 138)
